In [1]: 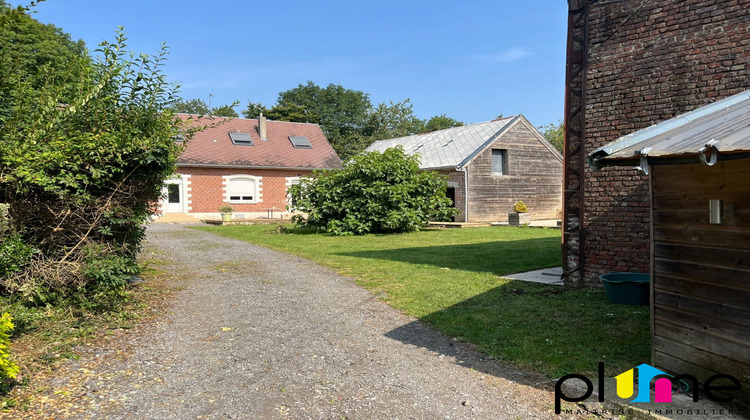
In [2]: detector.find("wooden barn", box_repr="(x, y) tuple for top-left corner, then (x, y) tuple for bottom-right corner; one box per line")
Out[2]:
(366, 115), (562, 223)
(589, 90), (750, 406)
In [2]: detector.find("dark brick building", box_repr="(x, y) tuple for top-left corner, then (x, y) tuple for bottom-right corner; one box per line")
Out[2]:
(563, 0), (750, 287)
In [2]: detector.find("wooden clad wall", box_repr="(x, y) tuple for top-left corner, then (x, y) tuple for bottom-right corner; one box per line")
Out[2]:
(651, 160), (750, 405)
(467, 119), (562, 222)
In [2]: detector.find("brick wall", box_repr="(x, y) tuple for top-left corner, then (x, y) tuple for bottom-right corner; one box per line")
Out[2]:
(437, 170), (467, 222)
(176, 167), (314, 218)
(580, 0), (750, 284)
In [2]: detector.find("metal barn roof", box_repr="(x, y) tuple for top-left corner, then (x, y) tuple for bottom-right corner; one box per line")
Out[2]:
(589, 90), (750, 171)
(365, 116), (519, 170)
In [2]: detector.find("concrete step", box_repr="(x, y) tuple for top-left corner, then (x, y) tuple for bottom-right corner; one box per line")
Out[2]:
(153, 213), (202, 224)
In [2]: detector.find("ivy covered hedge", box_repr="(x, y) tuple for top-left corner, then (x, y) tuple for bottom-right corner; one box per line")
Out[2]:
(0, 5), (189, 301)
(288, 147), (458, 235)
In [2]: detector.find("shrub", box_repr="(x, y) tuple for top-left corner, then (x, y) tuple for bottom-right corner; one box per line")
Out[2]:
(0, 11), (192, 297)
(218, 204), (233, 213)
(0, 313), (19, 381)
(0, 234), (34, 280)
(513, 201), (528, 213)
(289, 147), (458, 235)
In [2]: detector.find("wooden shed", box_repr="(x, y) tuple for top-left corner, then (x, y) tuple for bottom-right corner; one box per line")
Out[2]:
(366, 115), (563, 223)
(589, 90), (750, 406)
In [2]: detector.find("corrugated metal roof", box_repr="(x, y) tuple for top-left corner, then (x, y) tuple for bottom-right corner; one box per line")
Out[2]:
(365, 117), (517, 169)
(589, 90), (750, 169)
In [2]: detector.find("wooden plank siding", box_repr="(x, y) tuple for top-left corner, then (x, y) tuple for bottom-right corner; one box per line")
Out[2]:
(466, 119), (563, 222)
(651, 160), (750, 405)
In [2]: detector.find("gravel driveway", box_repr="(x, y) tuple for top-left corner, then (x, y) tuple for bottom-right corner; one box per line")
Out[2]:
(67, 223), (595, 419)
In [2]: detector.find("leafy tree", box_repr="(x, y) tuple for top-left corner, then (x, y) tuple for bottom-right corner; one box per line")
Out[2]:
(539, 119), (564, 152)
(268, 81), (372, 159)
(242, 101), (269, 119)
(0, 1), (86, 119)
(171, 98), (210, 115)
(363, 99), (426, 141)
(211, 104), (238, 118)
(266, 101), (310, 123)
(0, 14), (187, 299)
(171, 98), (238, 117)
(425, 114), (463, 132)
(288, 147), (457, 235)
(250, 81), (464, 160)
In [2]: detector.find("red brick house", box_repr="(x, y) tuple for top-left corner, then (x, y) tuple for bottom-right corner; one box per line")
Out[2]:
(158, 114), (342, 220)
(562, 0), (750, 287)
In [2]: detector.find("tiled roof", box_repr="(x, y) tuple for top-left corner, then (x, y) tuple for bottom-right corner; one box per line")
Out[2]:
(365, 117), (518, 169)
(176, 114), (343, 169)
(589, 90), (750, 169)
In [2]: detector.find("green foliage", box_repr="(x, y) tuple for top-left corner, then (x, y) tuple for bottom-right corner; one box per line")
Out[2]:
(241, 81), (464, 161)
(539, 119), (564, 152)
(0, 234), (34, 279)
(210, 104), (238, 118)
(0, 204), (9, 236)
(0, 1), (87, 119)
(172, 98), (239, 117)
(513, 201), (528, 213)
(218, 203), (233, 213)
(289, 147), (458, 235)
(241, 101), (268, 119)
(0, 7), (186, 297)
(171, 98), (210, 115)
(0, 313), (19, 381)
(80, 245), (138, 298)
(425, 114), (464, 132)
(362, 99), (426, 141)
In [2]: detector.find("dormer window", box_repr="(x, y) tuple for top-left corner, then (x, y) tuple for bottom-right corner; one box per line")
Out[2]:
(289, 136), (312, 149)
(229, 132), (254, 146)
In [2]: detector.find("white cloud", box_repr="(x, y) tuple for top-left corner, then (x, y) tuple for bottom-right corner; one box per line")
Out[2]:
(471, 47), (532, 63)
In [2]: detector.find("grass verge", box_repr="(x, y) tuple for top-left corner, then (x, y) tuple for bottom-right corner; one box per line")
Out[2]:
(192, 224), (650, 378)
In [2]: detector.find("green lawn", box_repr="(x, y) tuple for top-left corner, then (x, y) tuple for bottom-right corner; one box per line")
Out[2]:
(192, 224), (650, 378)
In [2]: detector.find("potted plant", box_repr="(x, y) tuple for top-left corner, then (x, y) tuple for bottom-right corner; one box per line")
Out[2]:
(218, 203), (233, 222)
(508, 201), (530, 226)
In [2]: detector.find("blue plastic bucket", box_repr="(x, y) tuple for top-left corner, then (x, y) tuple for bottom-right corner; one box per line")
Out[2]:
(600, 272), (650, 305)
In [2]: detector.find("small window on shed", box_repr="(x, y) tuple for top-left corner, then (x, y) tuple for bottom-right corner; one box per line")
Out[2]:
(289, 136), (312, 149)
(492, 149), (508, 175)
(229, 132), (254, 146)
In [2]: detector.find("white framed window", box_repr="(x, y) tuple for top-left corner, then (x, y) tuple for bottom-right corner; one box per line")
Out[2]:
(223, 175), (262, 204)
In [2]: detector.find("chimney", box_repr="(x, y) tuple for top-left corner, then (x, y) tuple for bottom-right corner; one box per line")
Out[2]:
(259, 112), (268, 141)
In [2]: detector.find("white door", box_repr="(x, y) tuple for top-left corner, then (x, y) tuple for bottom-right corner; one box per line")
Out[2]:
(162, 180), (184, 213)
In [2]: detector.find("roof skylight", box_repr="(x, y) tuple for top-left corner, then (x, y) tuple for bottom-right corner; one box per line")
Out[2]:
(289, 136), (312, 149)
(229, 132), (254, 146)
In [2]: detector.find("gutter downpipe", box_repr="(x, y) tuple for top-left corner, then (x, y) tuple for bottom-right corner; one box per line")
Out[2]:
(463, 167), (469, 223)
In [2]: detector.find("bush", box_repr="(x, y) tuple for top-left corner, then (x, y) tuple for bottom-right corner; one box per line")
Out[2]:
(0, 313), (19, 381)
(289, 147), (458, 235)
(0, 10), (191, 297)
(0, 234), (34, 279)
(513, 201), (528, 213)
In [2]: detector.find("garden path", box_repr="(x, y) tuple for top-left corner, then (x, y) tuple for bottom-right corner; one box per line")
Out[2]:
(70, 224), (596, 419)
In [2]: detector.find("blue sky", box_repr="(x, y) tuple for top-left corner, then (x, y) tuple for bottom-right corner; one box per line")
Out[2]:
(25, 0), (568, 127)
